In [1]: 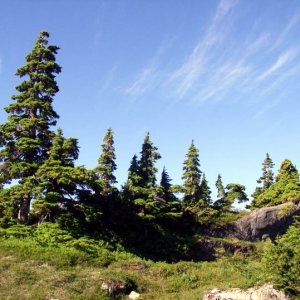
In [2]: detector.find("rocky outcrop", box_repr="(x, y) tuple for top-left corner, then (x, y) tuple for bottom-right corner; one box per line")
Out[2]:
(192, 202), (300, 261)
(232, 202), (300, 242)
(192, 239), (254, 261)
(203, 284), (292, 300)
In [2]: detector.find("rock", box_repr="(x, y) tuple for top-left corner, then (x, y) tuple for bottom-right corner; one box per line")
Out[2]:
(101, 280), (126, 297)
(129, 291), (140, 299)
(191, 238), (254, 261)
(203, 284), (292, 300)
(233, 202), (300, 242)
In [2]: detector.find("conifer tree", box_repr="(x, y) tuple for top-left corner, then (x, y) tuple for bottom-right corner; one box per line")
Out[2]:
(182, 140), (201, 205)
(121, 154), (140, 202)
(123, 133), (162, 219)
(214, 175), (248, 210)
(0, 31), (61, 224)
(138, 132), (161, 188)
(159, 166), (176, 202)
(32, 129), (81, 221)
(127, 155), (140, 187)
(215, 174), (226, 200)
(198, 173), (212, 207)
(31, 129), (99, 226)
(224, 183), (248, 208)
(275, 159), (298, 182)
(95, 128), (117, 195)
(252, 153), (274, 200)
(251, 159), (300, 208)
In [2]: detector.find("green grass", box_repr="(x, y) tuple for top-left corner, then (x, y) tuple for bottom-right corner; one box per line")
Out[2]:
(0, 235), (267, 300)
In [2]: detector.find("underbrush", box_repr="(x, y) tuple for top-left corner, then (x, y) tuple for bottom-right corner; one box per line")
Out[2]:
(0, 225), (267, 300)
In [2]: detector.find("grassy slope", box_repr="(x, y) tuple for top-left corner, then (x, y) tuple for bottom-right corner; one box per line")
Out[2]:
(0, 236), (266, 300)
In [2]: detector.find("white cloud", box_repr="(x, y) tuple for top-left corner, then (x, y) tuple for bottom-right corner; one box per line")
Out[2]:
(100, 64), (118, 92)
(123, 41), (172, 98)
(124, 65), (157, 97)
(272, 12), (300, 49)
(257, 49), (297, 81)
(169, 0), (239, 100)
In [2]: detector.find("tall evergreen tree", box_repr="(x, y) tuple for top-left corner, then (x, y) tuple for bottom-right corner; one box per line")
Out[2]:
(159, 166), (176, 202)
(252, 153), (274, 200)
(182, 140), (202, 205)
(215, 174), (226, 200)
(198, 173), (212, 207)
(0, 31), (61, 224)
(138, 132), (161, 188)
(122, 154), (141, 202)
(94, 128), (117, 195)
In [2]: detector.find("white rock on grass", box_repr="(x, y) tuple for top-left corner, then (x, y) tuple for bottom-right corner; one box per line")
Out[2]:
(129, 291), (140, 299)
(203, 284), (292, 300)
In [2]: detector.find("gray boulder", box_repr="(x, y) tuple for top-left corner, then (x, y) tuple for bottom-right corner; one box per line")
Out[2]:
(233, 202), (300, 242)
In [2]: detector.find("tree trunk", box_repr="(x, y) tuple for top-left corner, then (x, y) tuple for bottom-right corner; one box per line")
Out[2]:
(18, 194), (31, 224)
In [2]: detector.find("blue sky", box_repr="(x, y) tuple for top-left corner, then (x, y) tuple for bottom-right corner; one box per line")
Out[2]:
(1, 1), (300, 205)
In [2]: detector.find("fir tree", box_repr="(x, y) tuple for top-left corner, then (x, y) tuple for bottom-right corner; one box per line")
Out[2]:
(0, 31), (61, 224)
(159, 166), (176, 202)
(251, 159), (300, 208)
(182, 140), (202, 206)
(275, 159), (298, 182)
(138, 132), (161, 188)
(127, 154), (140, 188)
(224, 183), (248, 208)
(95, 128), (117, 195)
(214, 175), (248, 210)
(121, 154), (140, 202)
(32, 129), (99, 225)
(198, 173), (212, 207)
(215, 174), (225, 200)
(252, 153), (274, 201)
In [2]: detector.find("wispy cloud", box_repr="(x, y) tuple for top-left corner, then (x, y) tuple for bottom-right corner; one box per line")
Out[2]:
(272, 12), (300, 49)
(169, 0), (239, 100)
(117, 0), (300, 118)
(124, 41), (172, 98)
(94, 1), (108, 46)
(100, 64), (118, 92)
(192, 61), (251, 104)
(124, 65), (157, 97)
(165, 0), (300, 112)
(257, 49), (298, 81)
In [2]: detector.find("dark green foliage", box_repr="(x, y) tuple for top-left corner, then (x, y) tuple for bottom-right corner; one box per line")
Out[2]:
(159, 166), (176, 202)
(94, 128), (117, 196)
(198, 173), (212, 207)
(252, 153), (274, 201)
(262, 217), (300, 293)
(137, 132), (161, 188)
(0, 31), (61, 224)
(122, 133), (163, 220)
(3, 33), (300, 298)
(224, 183), (248, 205)
(215, 174), (226, 199)
(251, 159), (300, 208)
(127, 154), (140, 187)
(121, 154), (140, 202)
(214, 177), (248, 211)
(31, 129), (96, 224)
(182, 140), (202, 207)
